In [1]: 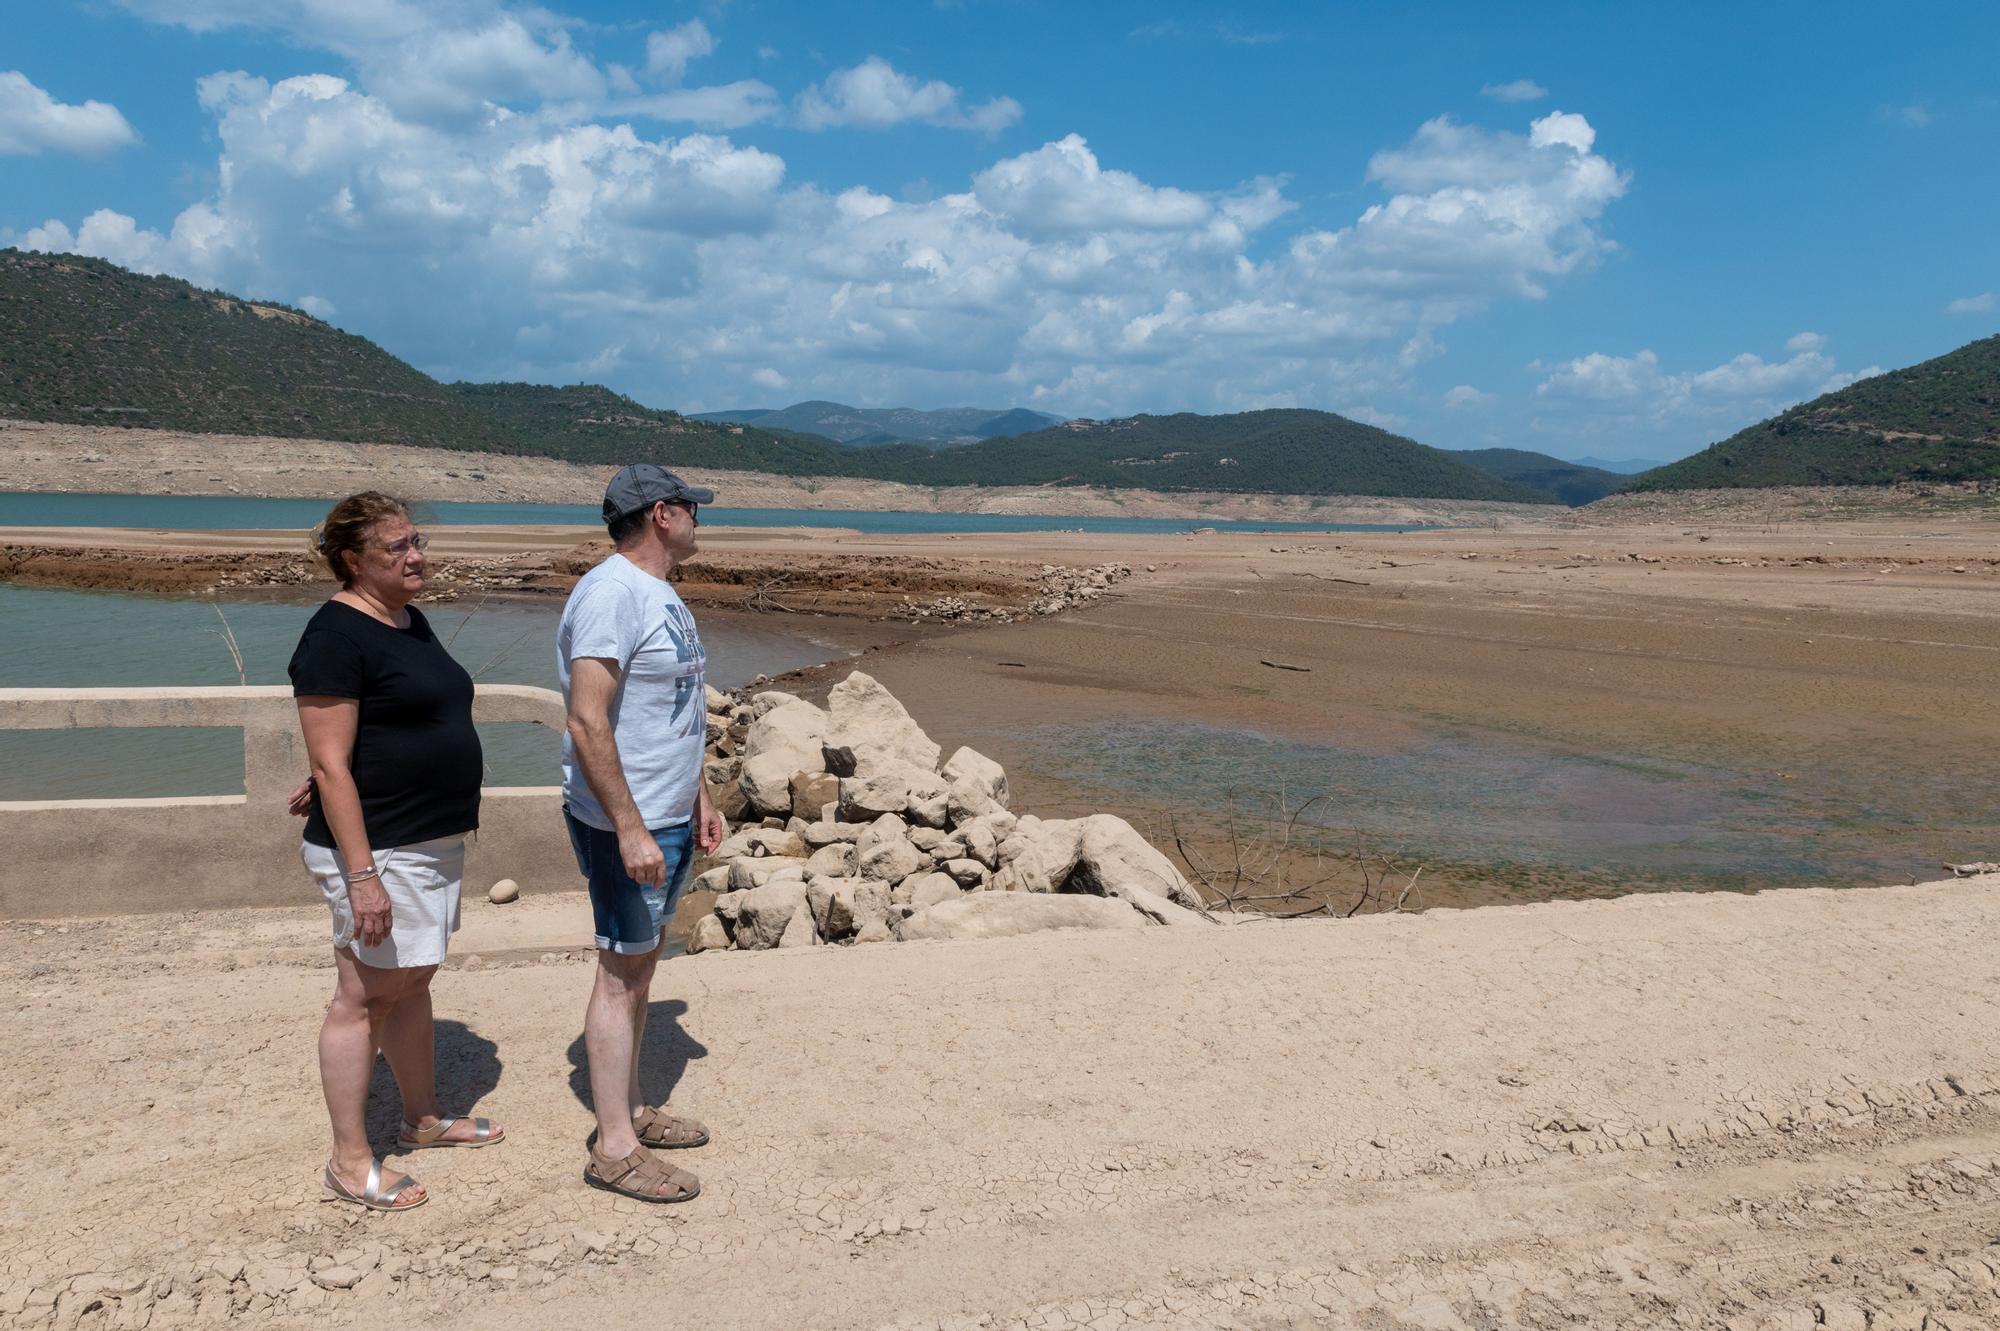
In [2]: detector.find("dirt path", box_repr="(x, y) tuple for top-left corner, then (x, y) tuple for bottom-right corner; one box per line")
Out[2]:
(5, 877), (2000, 1328)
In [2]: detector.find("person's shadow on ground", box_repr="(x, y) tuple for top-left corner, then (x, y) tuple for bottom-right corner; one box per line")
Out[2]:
(564, 998), (708, 1117)
(366, 1018), (504, 1146)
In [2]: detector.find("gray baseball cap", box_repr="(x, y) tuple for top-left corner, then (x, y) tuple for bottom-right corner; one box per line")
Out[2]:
(601, 463), (715, 523)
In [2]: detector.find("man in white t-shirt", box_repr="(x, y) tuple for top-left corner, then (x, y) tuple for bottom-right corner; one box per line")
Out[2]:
(558, 463), (726, 1204)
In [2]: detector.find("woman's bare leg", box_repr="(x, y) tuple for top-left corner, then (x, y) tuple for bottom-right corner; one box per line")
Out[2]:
(320, 948), (422, 1199)
(378, 966), (504, 1144)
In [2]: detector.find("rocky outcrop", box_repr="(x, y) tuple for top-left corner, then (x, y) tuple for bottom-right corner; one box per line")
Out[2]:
(691, 672), (1210, 952)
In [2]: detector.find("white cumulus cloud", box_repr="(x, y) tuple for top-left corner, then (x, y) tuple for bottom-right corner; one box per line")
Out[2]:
(1444, 384), (1493, 408)
(16, 68), (1636, 419)
(796, 57), (1021, 134)
(645, 20), (715, 86)
(1533, 334), (1883, 448)
(0, 71), (139, 156)
(1480, 79), (1547, 103)
(1946, 292), (1995, 315)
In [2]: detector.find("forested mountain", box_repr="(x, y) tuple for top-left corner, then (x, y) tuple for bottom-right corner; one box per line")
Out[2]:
(692, 400), (1064, 446)
(0, 249), (809, 465)
(1625, 334), (2000, 490)
(1451, 448), (1625, 506)
(0, 250), (521, 449)
(2, 251), (1566, 503)
(891, 412), (1559, 502)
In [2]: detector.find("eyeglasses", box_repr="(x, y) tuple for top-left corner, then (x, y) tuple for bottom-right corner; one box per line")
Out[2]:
(377, 532), (430, 556)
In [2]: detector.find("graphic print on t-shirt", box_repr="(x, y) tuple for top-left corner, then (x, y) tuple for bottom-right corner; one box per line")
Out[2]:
(658, 598), (706, 739)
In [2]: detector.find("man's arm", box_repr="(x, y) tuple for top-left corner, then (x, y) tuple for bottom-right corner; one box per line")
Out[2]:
(566, 656), (665, 886)
(694, 775), (726, 855)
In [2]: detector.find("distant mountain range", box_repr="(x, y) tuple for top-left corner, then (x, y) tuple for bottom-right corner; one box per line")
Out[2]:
(1570, 455), (1671, 475)
(1448, 449), (1626, 507)
(1626, 333), (2000, 491)
(889, 411), (1561, 503)
(9, 250), (1991, 504)
(691, 401), (1064, 447)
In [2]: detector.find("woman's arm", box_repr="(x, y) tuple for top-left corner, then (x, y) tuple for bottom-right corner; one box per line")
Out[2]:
(296, 695), (393, 947)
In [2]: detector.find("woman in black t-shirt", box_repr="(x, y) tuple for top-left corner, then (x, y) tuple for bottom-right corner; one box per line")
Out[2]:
(289, 492), (506, 1213)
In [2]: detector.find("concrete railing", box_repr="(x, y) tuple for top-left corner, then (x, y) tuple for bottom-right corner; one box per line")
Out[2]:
(0, 684), (580, 919)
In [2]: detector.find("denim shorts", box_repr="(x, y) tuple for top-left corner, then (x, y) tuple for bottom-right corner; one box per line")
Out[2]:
(563, 807), (695, 955)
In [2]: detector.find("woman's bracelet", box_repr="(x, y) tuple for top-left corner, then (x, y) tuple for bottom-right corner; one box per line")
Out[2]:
(347, 866), (381, 882)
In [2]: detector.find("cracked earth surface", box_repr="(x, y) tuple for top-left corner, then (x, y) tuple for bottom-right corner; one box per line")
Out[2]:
(5, 878), (2000, 1329)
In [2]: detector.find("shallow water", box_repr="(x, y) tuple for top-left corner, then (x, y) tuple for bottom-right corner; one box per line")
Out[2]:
(0, 585), (853, 798)
(991, 718), (1970, 892)
(0, 491), (1421, 535)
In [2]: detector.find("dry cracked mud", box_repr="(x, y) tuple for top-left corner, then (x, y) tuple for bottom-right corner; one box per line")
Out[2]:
(5, 878), (2000, 1328)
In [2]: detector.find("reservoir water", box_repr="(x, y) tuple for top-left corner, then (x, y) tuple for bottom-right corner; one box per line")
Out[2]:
(0, 584), (859, 799)
(0, 491), (1422, 535)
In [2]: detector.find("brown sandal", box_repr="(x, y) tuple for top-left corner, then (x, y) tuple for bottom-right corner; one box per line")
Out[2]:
(585, 1143), (700, 1204)
(633, 1106), (709, 1150)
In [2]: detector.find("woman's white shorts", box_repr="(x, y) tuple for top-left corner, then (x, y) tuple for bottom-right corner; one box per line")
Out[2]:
(302, 836), (465, 969)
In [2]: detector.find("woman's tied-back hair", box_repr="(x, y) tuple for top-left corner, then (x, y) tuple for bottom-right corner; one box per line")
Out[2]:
(310, 491), (409, 586)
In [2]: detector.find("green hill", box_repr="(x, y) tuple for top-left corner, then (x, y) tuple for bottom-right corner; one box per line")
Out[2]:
(446, 382), (857, 472)
(0, 251), (1562, 503)
(0, 249), (523, 449)
(0, 249), (833, 468)
(1625, 334), (2000, 491)
(892, 411), (1560, 503)
(692, 399), (1064, 447)
(1452, 448), (1624, 506)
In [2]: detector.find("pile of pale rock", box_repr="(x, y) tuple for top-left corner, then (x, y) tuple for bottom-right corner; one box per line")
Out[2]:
(907, 562), (1134, 625)
(688, 671), (1209, 952)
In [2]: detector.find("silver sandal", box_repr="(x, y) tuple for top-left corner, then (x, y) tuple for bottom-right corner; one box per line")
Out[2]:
(397, 1115), (503, 1150)
(321, 1157), (427, 1212)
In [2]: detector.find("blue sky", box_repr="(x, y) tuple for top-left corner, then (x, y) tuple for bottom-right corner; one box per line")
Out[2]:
(3, 1), (1995, 463)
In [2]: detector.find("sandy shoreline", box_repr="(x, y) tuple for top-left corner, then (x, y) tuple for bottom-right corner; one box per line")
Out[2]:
(0, 417), (1560, 525)
(7, 877), (2000, 1328)
(6, 512), (1997, 910)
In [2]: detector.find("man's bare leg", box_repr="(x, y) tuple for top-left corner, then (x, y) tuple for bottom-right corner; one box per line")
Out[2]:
(586, 943), (659, 1159)
(629, 978), (650, 1120)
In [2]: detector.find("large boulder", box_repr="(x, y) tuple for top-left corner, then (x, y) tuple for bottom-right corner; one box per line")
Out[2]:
(906, 785), (951, 830)
(805, 842), (858, 878)
(1066, 814), (1206, 911)
(905, 872), (962, 910)
(946, 780), (1001, 827)
(895, 893), (1146, 942)
(790, 771), (841, 823)
(838, 772), (921, 822)
(858, 830), (926, 886)
(732, 879), (812, 950)
(992, 818), (1083, 894)
(739, 700), (829, 816)
(802, 819), (866, 848)
(687, 913), (732, 953)
(940, 857), (990, 888)
(825, 672), (941, 778)
(941, 746), (1009, 807)
(777, 903), (819, 948)
(727, 857), (808, 892)
(749, 690), (804, 719)
(811, 877), (891, 938)
(957, 818), (1002, 870)
(710, 826), (806, 861)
